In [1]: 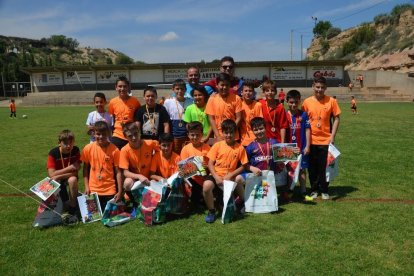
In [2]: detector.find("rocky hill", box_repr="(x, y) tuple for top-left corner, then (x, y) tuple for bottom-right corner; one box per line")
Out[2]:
(307, 6), (414, 72)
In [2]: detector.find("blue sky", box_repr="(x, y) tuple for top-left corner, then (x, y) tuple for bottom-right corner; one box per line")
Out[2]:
(0, 0), (411, 63)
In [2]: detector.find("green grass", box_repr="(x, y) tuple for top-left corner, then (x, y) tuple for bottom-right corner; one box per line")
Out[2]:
(0, 103), (413, 275)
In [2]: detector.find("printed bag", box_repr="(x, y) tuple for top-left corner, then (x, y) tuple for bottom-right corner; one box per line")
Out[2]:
(140, 181), (168, 226)
(221, 180), (237, 224)
(165, 177), (189, 215)
(244, 170), (278, 213)
(32, 194), (63, 228)
(101, 199), (136, 227)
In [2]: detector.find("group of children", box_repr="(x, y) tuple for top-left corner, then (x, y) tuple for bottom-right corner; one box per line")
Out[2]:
(46, 73), (341, 223)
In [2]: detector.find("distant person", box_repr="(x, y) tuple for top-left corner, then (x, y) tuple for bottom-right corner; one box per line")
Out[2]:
(348, 82), (354, 92)
(134, 86), (170, 141)
(278, 88), (286, 104)
(159, 96), (166, 105)
(351, 96), (358, 115)
(86, 92), (112, 143)
(204, 56), (243, 96)
(9, 98), (16, 119)
(47, 129), (81, 216)
(302, 76), (341, 200)
(185, 66), (201, 98)
(108, 76), (141, 149)
(81, 121), (122, 211)
(357, 74), (364, 88)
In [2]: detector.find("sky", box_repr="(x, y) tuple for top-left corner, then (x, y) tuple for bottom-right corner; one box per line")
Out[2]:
(0, 0), (412, 63)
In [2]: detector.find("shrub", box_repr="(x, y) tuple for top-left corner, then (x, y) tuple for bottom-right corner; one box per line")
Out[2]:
(326, 27), (341, 39)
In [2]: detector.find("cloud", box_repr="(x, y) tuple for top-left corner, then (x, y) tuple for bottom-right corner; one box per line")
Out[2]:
(159, 32), (179, 42)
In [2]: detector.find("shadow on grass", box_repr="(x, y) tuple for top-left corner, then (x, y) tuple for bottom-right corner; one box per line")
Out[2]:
(330, 185), (359, 201)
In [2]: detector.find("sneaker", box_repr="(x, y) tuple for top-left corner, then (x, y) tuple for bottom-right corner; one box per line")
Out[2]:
(62, 213), (79, 226)
(321, 193), (330, 200)
(205, 211), (216, 223)
(304, 192), (318, 202)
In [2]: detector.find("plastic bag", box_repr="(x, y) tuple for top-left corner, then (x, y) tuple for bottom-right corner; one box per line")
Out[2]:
(221, 180), (237, 224)
(165, 177), (189, 215)
(101, 199), (136, 227)
(140, 181), (168, 226)
(32, 194), (63, 228)
(244, 170), (278, 213)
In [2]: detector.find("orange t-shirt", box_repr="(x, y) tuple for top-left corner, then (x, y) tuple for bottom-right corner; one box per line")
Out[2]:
(207, 140), (248, 177)
(240, 100), (263, 146)
(9, 103), (16, 112)
(205, 93), (242, 138)
(150, 151), (181, 179)
(108, 96), (141, 140)
(119, 140), (159, 178)
(180, 142), (211, 186)
(302, 95), (341, 145)
(81, 142), (120, 196)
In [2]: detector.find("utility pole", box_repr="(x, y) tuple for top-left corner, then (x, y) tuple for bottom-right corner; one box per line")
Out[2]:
(290, 29), (293, 61)
(300, 34), (303, 60)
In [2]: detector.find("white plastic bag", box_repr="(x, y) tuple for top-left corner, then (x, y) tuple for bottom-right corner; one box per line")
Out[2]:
(244, 170), (278, 213)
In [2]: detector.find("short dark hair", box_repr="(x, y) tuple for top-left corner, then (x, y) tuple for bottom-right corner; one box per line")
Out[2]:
(159, 133), (174, 143)
(313, 76), (327, 84)
(94, 121), (110, 135)
(93, 92), (107, 101)
(122, 122), (140, 137)
(242, 81), (255, 90)
(187, 121), (203, 133)
(58, 129), (75, 142)
(216, 73), (231, 84)
(115, 76), (129, 86)
(143, 86), (157, 97)
(250, 117), (265, 129)
(261, 80), (277, 91)
(286, 90), (301, 101)
(190, 85), (209, 100)
(221, 119), (237, 133)
(221, 56), (235, 65)
(172, 79), (186, 89)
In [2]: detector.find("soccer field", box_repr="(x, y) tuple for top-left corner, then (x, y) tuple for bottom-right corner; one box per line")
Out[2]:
(0, 103), (413, 275)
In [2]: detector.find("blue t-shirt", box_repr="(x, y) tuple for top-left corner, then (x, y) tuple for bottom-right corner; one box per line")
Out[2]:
(246, 138), (279, 172)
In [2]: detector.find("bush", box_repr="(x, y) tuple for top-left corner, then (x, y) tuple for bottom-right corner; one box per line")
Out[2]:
(374, 13), (390, 25)
(326, 27), (341, 39)
(313, 20), (332, 37)
(321, 39), (330, 54)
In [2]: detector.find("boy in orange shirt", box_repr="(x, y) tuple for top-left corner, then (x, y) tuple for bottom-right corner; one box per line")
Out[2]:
(120, 122), (159, 192)
(108, 76), (141, 149)
(240, 81), (263, 146)
(203, 119), (248, 223)
(81, 121), (123, 211)
(180, 121), (211, 210)
(150, 133), (181, 181)
(351, 96), (357, 115)
(302, 76), (341, 200)
(205, 73), (242, 141)
(9, 99), (16, 118)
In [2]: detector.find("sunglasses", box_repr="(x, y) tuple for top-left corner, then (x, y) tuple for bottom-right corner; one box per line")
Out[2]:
(221, 65), (234, 69)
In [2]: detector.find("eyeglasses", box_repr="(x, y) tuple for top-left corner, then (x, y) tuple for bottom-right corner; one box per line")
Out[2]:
(221, 65), (234, 69)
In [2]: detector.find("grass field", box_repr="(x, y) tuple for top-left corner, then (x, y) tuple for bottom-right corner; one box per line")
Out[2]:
(0, 102), (413, 275)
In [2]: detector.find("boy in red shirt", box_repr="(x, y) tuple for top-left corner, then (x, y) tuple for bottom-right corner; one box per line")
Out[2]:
(203, 119), (248, 223)
(302, 76), (341, 200)
(81, 121), (123, 211)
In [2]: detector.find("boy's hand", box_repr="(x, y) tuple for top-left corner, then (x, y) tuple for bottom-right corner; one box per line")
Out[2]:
(84, 187), (90, 195)
(223, 173), (234, 181)
(214, 175), (223, 185)
(114, 192), (122, 202)
(138, 175), (150, 185)
(251, 167), (262, 176)
(303, 146), (310, 155)
(72, 163), (80, 171)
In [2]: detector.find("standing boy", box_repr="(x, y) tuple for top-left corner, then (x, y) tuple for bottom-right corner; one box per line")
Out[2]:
(81, 121), (123, 211)
(203, 119), (248, 223)
(164, 79), (193, 153)
(9, 99), (16, 118)
(108, 76), (141, 149)
(240, 81), (263, 147)
(47, 130), (81, 214)
(351, 96), (358, 115)
(302, 77), (341, 200)
(285, 90), (311, 196)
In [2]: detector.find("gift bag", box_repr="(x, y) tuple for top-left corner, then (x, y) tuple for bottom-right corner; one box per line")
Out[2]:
(33, 194), (63, 228)
(326, 144), (340, 182)
(130, 181), (148, 220)
(286, 154), (302, 191)
(244, 170), (278, 213)
(165, 176), (189, 215)
(140, 181), (168, 226)
(101, 199), (136, 227)
(274, 162), (287, 187)
(221, 180), (237, 224)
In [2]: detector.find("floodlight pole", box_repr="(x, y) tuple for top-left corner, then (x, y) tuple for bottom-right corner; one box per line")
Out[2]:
(290, 29), (293, 61)
(300, 34), (303, 60)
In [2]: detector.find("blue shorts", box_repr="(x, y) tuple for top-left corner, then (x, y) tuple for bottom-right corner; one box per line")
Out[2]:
(301, 154), (310, 169)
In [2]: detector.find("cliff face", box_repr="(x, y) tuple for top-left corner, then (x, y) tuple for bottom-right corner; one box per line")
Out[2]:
(306, 9), (414, 73)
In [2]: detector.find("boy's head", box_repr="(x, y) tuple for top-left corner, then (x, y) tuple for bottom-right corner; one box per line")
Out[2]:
(58, 129), (75, 153)
(216, 73), (231, 97)
(261, 80), (277, 100)
(122, 122), (141, 146)
(286, 90), (301, 113)
(242, 81), (255, 101)
(351, 96), (355, 99)
(94, 121), (110, 146)
(159, 133), (174, 156)
(187, 121), (203, 146)
(191, 85), (209, 107)
(312, 76), (327, 100)
(93, 92), (107, 112)
(221, 119), (237, 144)
(172, 79), (186, 99)
(115, 76), (130, 99)
(143, 86), (157, 107)
(250, 117), (266, 140)
(11, 99), (15, 103)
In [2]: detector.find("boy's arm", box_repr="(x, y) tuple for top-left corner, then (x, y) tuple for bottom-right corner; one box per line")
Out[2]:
(224, 164), (248, 180)
(248, 164), (262, 176)
(235, 111), (242, 127)
(208, 115), (220, 139)
(150, 172), (164, 182)
(202, 127), (214, 144)
(304, 128), (311, 155)
(279, 128), (286, 143)
(83, 163), (90, 195)
(114, 166), (123, 202)
(330, 116), (340, 144)
(163, 122), (170, 134)
(123, 169), (150, 184)
(48, 163), (79, 181)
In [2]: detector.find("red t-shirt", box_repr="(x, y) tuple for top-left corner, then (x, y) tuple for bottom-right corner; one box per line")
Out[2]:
(259, 99), (288, 142)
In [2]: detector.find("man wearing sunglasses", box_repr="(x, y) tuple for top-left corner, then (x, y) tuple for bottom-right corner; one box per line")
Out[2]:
(204, 56), (244, 96)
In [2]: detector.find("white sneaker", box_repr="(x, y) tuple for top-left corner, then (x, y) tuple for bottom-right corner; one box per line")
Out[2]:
(310, 192), (318, 199)
(321, 193), (330, 200)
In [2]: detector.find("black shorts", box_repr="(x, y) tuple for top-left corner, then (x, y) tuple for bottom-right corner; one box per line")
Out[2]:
(98, 195), (115, 212)
(110, 136), (128, 150)
(204, 175), (224, 206)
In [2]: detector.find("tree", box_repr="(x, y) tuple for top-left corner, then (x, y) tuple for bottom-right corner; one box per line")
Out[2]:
(313, 20), (332, 37)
